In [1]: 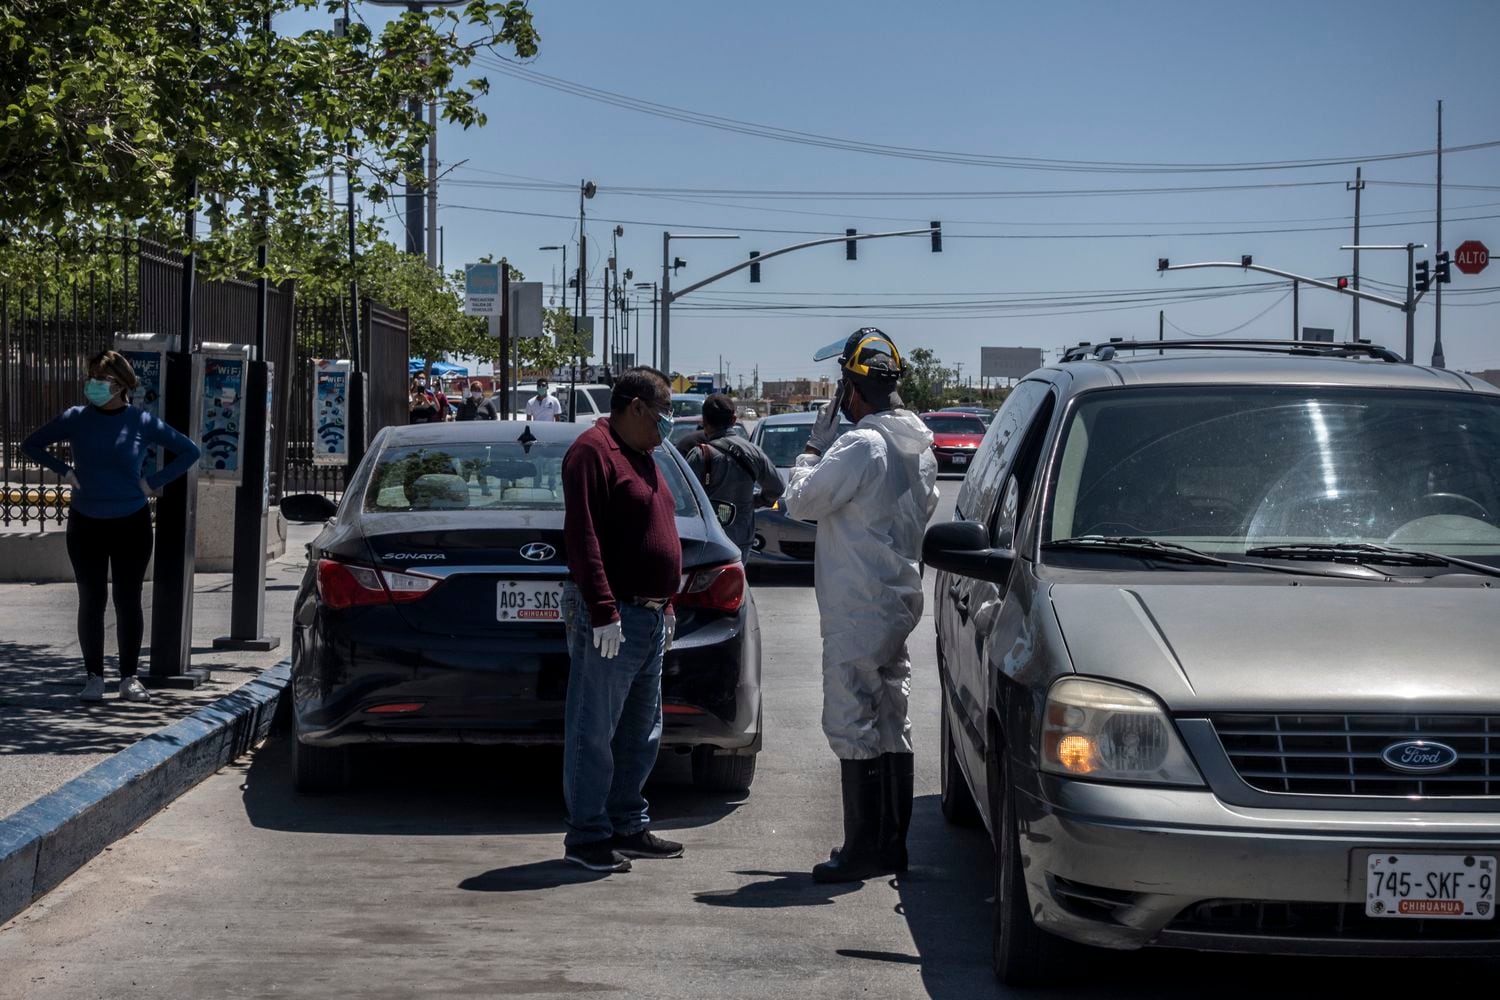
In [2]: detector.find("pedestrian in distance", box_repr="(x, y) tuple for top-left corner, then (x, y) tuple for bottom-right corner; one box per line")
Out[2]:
(680, 394), (784, 564)
(558, 366), (684, 873)
(783, 329), (938, 883)
(408, 379), (440, 424)
(21, 349), (202, 703)
(454, 380), (498, 421)
(526, 379), (562, 422)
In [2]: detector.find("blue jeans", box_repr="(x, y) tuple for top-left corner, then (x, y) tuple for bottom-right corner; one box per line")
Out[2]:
(561, 582), (666, 848)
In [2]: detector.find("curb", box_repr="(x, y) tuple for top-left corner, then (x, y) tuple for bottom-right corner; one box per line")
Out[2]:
(0, 660), (291, 925)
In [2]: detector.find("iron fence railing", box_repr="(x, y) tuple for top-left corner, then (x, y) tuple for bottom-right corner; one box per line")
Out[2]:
(3, 238), (408, 525)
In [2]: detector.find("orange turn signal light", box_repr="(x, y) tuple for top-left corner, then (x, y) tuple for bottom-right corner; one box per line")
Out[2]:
(1056, 734), (1096, 774)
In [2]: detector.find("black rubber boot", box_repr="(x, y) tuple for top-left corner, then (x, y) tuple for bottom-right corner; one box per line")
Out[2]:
(812, 758), (885, 883)
(879, 752), (915, 873)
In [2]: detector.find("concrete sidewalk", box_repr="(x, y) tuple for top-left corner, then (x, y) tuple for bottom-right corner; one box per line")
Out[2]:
(0, 522), (319, 820)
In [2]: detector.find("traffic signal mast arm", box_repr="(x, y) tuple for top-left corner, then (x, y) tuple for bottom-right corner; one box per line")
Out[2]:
(670, 226), (939, 301)
(1158, 260), (1408, 311)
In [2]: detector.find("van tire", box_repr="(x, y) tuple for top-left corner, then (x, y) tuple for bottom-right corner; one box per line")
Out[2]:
(939, 703), (981, 826)
(990, 752), (1084, 986)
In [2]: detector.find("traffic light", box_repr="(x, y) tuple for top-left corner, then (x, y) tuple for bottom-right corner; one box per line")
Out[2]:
(1436, 251), (1451, 284)
(1241, 255), (1253, 269)
(1336, 276), (1349, 290)
(846, 229), (857, 261)
(1415, 259), (1430, 294)
(749, 250), (761, 283)
(1157, 258), (1170, 272)
(672, 256), (687, 274)
(930, 221), (942, 253)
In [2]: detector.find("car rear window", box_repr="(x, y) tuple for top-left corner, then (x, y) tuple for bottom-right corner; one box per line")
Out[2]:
(922, 415), (986, 435)
(757, 421), (853, 467)
(366, 440), (696, 516)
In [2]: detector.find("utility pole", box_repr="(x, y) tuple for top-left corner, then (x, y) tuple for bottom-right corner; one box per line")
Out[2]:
(426, 98), (438, 268)
(1292, 279), (1299, 340)
(1348, 167), (1364, 341)
(1434, 99), (1446, 368)
(1158, 309), (1164, 354)
(1406, 243), (1417, 361)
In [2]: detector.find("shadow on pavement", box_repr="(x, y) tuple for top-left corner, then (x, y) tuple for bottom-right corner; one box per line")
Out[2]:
(693, 870), (864, 909)
(0, 638), (208, 756)
(458, 860), (614, 892)
(241, 735), (744, 839)
(893, 794), (1500, 998)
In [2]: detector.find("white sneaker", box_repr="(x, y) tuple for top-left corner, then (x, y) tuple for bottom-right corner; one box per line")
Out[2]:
(118, 677), (152, 703)
(80, 675), (106, 702)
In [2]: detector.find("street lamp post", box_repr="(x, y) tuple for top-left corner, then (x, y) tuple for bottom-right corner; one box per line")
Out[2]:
(571, 181), (596, 419)
(635, 281), (658, 368)
(661, 232), (741, 375)
(1342, 244), (1425, 361)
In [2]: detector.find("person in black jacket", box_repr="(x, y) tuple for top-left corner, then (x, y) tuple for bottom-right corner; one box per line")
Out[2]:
(455, 381), (498, 421)
(682, 395), (783, 563)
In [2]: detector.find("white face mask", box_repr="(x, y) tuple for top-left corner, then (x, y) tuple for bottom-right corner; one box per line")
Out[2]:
(470, 390), (482, 399)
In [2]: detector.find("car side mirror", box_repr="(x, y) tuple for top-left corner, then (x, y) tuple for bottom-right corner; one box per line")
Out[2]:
(922, 520), (1014, 584)
(281, 493), (339, 523)
(714, 500), (737, 527)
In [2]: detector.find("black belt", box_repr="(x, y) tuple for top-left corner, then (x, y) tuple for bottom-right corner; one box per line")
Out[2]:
(627, 596), (671, 610)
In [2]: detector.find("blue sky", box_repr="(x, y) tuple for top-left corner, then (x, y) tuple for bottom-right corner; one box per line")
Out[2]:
(282, 0), (1500, 383)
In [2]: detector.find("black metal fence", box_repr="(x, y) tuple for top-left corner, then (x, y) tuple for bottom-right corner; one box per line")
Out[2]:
(1, 239), (409, 526)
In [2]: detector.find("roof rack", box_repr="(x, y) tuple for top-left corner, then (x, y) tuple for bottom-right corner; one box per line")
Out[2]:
(1059, 339), (1404, 364)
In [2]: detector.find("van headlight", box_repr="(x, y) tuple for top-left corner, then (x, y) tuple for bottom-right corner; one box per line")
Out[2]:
(1040, 678), (1203, 786)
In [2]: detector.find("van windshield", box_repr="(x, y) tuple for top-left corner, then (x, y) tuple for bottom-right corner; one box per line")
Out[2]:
(1045, 387), (1500, 565)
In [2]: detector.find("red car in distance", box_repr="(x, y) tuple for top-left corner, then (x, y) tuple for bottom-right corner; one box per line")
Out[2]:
(920, 410), (988, 472)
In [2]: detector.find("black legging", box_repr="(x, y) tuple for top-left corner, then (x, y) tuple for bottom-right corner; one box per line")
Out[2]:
(65, 505), (154, 678)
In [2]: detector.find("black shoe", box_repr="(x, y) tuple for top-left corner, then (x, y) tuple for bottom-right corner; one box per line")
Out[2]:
(812, 759), (886, 883)
(612, 829), (684, 859)
(879, 752), (915, 873)
(564, 841), (633, 872)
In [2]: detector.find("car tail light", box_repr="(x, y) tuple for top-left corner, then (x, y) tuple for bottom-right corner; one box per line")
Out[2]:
(367, 702), (426, 714)
(317, 559), (438, 610)
(676, 561), (745, 612)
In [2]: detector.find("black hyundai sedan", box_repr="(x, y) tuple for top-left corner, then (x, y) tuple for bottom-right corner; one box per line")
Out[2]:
(280, 420), (760, 794)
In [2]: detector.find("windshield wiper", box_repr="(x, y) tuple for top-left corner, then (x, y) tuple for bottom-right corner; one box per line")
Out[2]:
(1043, 536), (1231, 566)
(1245, 542), (1500, 579)
(1043, 535), (1392, 580)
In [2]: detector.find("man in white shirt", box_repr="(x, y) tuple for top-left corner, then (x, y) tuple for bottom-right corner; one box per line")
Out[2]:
(526, 380), (563, 422)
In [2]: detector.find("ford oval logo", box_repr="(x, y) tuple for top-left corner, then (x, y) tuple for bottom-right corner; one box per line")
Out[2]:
(1380, 740), (1459, 774)
(519, 542), (556, 562)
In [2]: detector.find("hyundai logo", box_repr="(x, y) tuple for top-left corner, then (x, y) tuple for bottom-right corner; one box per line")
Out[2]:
(519, 542), (556, 562)
(1380, 740), (1460, 774)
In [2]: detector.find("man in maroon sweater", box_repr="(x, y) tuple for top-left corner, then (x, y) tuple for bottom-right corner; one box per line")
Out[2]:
(559, 367), (684, 872)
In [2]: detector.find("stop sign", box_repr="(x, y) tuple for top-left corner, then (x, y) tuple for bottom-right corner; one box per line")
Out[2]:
(1455, 239), (1489, 275)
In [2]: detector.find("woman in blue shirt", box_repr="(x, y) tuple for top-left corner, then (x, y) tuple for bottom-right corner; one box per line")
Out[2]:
(22, 350), (201, 703)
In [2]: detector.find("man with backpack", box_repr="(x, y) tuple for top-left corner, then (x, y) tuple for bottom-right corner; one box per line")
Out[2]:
(680, 395), (784, 564)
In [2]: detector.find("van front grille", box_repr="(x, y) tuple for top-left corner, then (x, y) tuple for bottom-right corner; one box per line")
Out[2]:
(1210, 713), (1499, 798)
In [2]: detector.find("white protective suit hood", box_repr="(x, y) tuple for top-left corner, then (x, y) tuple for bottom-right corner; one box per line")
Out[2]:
(784, 408), (940, 666)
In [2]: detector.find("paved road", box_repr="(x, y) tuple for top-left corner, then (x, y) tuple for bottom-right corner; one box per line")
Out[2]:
(1, 479), (1492, 998)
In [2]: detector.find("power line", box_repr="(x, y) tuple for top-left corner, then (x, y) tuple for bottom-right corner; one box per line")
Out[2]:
(479, 59), (1500, 174)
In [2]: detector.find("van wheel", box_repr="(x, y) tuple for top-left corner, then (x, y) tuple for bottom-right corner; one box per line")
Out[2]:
(991, 752), (1083, 986)
(939, 703), (981, 826)
(691, 748), (756, 793)
(292, 737), (351, 793)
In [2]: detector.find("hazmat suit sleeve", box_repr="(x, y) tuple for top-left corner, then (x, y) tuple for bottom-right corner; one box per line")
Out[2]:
(782, 431), (880, 524)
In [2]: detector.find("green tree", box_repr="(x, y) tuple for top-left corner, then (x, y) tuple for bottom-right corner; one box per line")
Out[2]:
(0, 0), (537, 258)
(899, 347), (955, 412)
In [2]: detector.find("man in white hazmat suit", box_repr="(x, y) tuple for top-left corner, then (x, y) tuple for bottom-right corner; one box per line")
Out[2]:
(784, 328), (939, 883)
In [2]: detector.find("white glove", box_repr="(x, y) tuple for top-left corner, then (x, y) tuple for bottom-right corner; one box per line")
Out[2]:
(664, 610), (676, 652)
(64, 470), (80, 489)
(592, 620), (625, 660)
(805, 385), (843, 455)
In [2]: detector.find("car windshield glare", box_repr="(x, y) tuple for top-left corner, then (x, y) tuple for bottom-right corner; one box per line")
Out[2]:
(1045, 387), (1500, 565)
(366, 440), (697, 516)
(758, 421), (853, 467)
